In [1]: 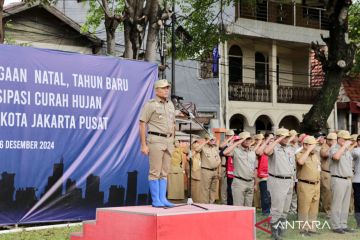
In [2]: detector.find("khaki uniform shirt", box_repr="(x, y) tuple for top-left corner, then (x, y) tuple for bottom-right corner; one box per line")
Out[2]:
(268, 144), (295, 177)
(320, 144), (330, 171)
(190, 143), (202, 180)
(200, 144), (221, 169)
(170, 147), (184, 174)
(296, 149), (321, 182)
(139, 96), (175, 142)
(228, 146), (256, 180)
(329, 144), (353, 177)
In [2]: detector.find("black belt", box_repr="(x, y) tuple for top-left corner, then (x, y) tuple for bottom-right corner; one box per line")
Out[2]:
(148, 131), (172, 138)
(299, 179), (319, 185)
(201, 167), (218, 171)
(331, 175), (351, 180)
(269, 173), (292, 179)
(322, 170), (330, 173)
(234, 175), (253, 182)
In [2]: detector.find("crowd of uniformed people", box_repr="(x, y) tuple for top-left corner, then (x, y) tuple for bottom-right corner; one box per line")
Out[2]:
(139, 79), (360, 240)
(167, 129), (360, 239)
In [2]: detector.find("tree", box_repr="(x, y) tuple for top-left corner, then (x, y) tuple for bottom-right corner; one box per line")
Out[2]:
(82, 0), (235, 62)
(348, 1), (360, 75)
(300, 0), (357, 134)
(82, 0), (173, 61)
(0, 0), (5, 43)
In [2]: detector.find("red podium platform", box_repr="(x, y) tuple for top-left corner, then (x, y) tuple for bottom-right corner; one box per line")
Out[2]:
(70, 204), (255, 240)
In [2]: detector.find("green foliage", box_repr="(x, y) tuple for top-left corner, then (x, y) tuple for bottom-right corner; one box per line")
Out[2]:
(81, 0), (125, 34)
(0, 225), (81, 240)
(80, 0), (241, 59)
(176, 0), (237, 60)
(81, 0), (105, 34)
(349, 1), (360, 74)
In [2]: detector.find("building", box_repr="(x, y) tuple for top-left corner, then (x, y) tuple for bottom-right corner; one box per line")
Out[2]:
(336, 76), (360, 133)
(3, 2), (103, 54)
(219, 0), (335, 133)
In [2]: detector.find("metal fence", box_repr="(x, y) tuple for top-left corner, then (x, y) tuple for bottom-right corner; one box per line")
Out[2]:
(236, 0), (329, 30)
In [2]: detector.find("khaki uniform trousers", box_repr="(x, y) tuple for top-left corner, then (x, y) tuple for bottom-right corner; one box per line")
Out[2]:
(330, 177), (352, 229)
(320, 171), (332, 216)
(297, 181), (320, 232)
(268, 177), (293, 224)
(167, 172), (185, 199)
(199, 169), (219, 204)
(232, 178), (254, 207)
(253, 182), (261, 208)
(191, 179), (202, 203)
(148, 138), (174, 180)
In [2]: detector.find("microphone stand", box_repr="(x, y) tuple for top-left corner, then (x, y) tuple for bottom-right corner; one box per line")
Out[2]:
(171, 97), (210, 210)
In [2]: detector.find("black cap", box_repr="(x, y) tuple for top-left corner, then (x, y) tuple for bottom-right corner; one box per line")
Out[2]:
(314, 132), (326, 138)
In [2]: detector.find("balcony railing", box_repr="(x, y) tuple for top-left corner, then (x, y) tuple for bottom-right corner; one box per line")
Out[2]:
(228, 83), (321, 104)
(277, 86), (321, 104)
(229, 82), (271, 102)
(236, 0), (329, 30)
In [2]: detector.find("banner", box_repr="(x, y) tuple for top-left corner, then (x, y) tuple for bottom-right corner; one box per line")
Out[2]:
(0, 45), (157, 225)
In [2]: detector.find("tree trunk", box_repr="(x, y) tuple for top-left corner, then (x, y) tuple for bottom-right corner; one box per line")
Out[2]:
(300, 0), (356, 134)
(0, 0), (5, 44)
(144, 0), (159, 62)
(124, 20), (134, 58)
(301, 69), (342, 133)
(106, 28), (116, 55)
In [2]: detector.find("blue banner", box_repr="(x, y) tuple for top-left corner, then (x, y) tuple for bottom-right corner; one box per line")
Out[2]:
(0, 45), (157, 225)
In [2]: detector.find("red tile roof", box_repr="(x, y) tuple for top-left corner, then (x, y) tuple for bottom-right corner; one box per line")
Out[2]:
(310, 51), (325, 87)
(342, 76), (360, 102)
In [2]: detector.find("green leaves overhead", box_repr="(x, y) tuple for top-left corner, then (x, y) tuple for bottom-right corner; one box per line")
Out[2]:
(349, 1), (360, 74)
(81, 0), (125, 34)
(176, 0), (235, 59)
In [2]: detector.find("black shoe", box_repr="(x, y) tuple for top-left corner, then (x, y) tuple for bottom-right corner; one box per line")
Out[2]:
(278, 218), (286, 237)
(271, 223), (282, 240)
(342, 228), (356, 233)
(333, 229), (345, 234)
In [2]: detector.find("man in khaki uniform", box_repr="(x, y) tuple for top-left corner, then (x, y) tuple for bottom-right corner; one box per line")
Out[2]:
(264, 128), (294, 240)
(139, 79), (175, 207)
(329, 130), (355, 233)
(320, 133), (337, 218)
(224, 132), (256, 207)
(196, 135), (220, 204)
(187, 139), (202, 203)
(168, 139), (185, 200)
(296, 136), (321, 236)
(219, 129), (235, 204)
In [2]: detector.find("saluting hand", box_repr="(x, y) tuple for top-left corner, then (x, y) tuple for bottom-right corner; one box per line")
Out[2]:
(141, 145), (150, 155)
(275, 135), (286, 143)
(309, 144), (317, 152)
(345, 140), (353, 148)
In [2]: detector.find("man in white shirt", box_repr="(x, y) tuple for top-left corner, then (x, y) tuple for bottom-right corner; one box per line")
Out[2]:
(352, 135), (360, 228)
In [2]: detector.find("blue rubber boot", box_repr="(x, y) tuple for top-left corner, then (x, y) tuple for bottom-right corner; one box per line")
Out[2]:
(159, 179), (175, 207)
(149, 180), (165, 207)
